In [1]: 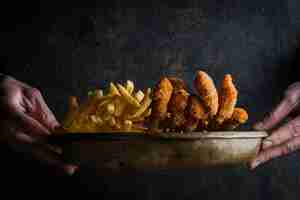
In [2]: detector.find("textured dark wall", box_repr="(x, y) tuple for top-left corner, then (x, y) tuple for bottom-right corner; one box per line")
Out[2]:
(2, 0), (300, 199)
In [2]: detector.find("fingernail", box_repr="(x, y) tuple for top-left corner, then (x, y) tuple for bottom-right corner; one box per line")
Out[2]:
(251, 159), (261, 169)
(262, 140), (273, 149)
(253, 122), (264, 130)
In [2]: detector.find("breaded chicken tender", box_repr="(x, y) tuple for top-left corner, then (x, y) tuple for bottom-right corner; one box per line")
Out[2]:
(168, 89), (189, 114)
(149, 77), (174, 130)
(194, 71), (219, 117)
(168, 77), (188, 91)
(220, 107), (248, 130)
(183, 95), (208, 131)
(216, 74), (238, 124)
(167, 89), (189, 129)
(231, 107), (248, 123)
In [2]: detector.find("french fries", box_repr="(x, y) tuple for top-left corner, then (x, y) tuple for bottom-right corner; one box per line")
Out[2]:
(117, 83), (141, 108)
(61, 80), (152, 133)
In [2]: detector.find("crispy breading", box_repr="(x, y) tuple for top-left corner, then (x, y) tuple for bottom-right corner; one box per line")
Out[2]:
(219, 107), (249, 130)
(149, 77), (174, 131)
(183, 95), (208, 131)
(168, 77), (188, 91)
(231, 107), (248, 123)
(167, 89), (189, 129)
(216, 74), (238, 124)
(151, 77), (174, 119)
(168, 89), (189, 114)
(194, 71), (219, 117)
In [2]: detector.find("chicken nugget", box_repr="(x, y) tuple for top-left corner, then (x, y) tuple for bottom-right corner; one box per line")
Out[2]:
(216, 74), (238, 124)
(194, 71), (219, 117)
(168, 89), (189, 114)
(220, 107), (248, 130)
(149, 77), (174, 130)
(168, 77), (188, 91)
(183, 95), (208, 131)
(167, 89), (189, 129)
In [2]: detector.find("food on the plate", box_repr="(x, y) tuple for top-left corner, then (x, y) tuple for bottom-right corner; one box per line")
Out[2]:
(168, 77), (188, 91)
(194, 71), (219, 118)
(183, 95), (208, 131)
(167, 88), (190, 129)
(222, 107), (248, 130)
(149, 77), (174, 130)
(60, 80), (152, 133)
(117, 83), (141, 108)
(60, 70), (249, 134)
(215, 74), (238, 124)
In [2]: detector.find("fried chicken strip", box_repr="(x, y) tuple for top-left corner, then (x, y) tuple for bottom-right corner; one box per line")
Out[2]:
(194, 71), (219, 118)
(216, 74), (238, 124)
(219, 107), (248, 130)
(167, 88), (189, 129)
(183, 95), (208, 132)
(149, 77), (174, 130)
(168, 77), (188, 91)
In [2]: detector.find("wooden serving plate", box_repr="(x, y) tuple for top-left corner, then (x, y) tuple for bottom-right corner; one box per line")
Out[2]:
(48, 131), (268, 173)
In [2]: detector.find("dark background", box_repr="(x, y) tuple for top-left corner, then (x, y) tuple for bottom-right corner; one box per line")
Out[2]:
(1, 0), (300, 199)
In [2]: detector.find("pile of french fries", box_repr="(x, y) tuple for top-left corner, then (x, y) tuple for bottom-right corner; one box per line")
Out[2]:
(61, 80), (152, 133)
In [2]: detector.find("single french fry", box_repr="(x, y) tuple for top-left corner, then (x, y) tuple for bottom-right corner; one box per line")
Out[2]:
(123, 120), (133, 131)
(117, 83), (141, 108)
(106, 103), (115, 115)
(134, 90), (145, 103)
(109, 82), (121, 96)
(126, 80), (134, 94)
(113, 97), (127, 117)
(62, 96), (79, 128)
(108, 116), (117, 127)
(95, 89), (103, 98)
(128, 88), (152, 119)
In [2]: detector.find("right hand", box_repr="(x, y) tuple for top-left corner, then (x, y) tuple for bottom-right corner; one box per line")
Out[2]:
(0, 74), (78, 175)
(250, 82), (300, 169)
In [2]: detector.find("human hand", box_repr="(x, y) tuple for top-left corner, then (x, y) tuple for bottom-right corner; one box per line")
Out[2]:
(0, 74), (78, 175)
(250, 82), (300, 169)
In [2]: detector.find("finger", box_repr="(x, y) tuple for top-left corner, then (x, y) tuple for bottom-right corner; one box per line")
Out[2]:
(10, 132), (78, 176)
(250, 136), (300, 169)
(254, 96), (300, 131)
(261, 115), (300, 150)
(14, 110), (50, 136)
(23, 88), (60, 131)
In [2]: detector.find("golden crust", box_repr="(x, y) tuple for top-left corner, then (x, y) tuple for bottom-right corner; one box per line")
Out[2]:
(183, 95), (208, 131)
(168, 89), (189, 113)
(218, 107), (249, 131)
(167, 89), (189, 129)
(231, 107), (248, 123)
(167, 77), (188, 91)
(194, 71), (219, 117)
(151, 77), (174, 119)
(186, 95), (208, 120)
(215, 74), (238, 124)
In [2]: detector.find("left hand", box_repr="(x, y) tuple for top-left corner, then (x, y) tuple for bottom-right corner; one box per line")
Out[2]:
(250, 82), (300, 169)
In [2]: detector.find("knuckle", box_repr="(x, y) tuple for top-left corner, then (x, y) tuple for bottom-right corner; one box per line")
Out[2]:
(267, 111), (278, 123)
(287, 121), (300, 137)
(30, 87), (42, 97)
(285, 93), (298, 107)
(285, 88), (300, 107)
